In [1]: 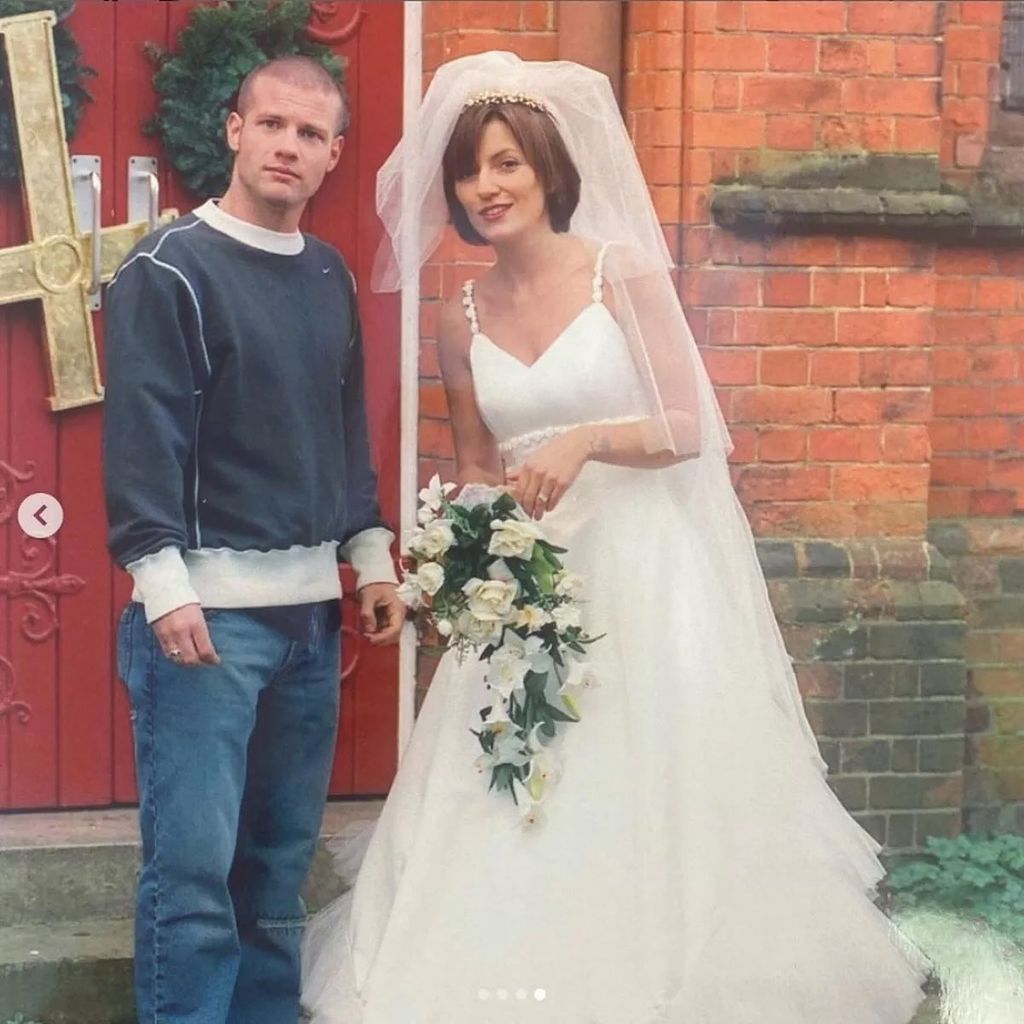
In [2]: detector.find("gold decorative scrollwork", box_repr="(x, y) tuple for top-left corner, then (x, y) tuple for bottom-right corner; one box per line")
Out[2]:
(307, 2), (366, 44)
(0, 535), (84, 642)
(0, 654), (30, 723)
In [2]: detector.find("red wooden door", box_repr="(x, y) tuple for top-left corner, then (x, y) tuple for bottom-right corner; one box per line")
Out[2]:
(0, 1), (403, 811)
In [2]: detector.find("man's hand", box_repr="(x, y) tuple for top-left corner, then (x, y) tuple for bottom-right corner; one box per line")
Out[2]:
(357, 582), (405, 646)
(151, 603), (221, 667)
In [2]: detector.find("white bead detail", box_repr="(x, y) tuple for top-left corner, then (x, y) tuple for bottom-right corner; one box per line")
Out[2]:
(592, 242), (611, 304)
(498, 415), (645, 466)
(462, 280), (480, 335)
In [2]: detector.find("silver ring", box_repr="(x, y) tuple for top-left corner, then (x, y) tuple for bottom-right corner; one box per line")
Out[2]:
(167, 648), (183, 662)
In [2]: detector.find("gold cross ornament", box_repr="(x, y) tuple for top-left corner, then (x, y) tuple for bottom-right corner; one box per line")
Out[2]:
(0, 10), (176, 410)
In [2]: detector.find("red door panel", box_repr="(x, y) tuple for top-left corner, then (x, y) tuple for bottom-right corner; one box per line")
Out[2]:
(0, 0), (403, 809)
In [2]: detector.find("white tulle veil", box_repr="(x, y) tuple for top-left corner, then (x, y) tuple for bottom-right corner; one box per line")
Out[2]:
(372, 49), (730, 459)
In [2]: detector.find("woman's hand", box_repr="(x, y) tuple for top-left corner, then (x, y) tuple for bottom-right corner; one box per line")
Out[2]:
(506, 427), (591, 518)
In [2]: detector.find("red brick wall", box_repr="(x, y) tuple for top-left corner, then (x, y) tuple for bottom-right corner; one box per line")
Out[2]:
(677, 1), (939, 539)
(676, 0), (1022, 525)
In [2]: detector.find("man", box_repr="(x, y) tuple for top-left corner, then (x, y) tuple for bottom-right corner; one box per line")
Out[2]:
(103, 56), (403, 1024)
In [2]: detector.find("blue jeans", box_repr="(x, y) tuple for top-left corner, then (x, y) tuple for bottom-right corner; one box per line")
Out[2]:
(117, 602), (341, 1024)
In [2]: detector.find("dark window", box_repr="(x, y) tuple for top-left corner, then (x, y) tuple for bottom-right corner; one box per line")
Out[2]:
(1002, 0), (1024, 110)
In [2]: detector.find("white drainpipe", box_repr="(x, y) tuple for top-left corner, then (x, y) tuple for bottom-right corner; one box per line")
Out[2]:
(397, 0), (423, 763)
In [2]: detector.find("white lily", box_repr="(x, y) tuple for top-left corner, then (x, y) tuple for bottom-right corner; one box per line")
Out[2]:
(559, 659), (599, 695)
(419, 473), (455, 512)
(552, 603), (582, 631)
(482, 699), (512, 727)
(523, 634), (554, 674)
(531, 749), (561, 784)
(512, 778), (546, 828)
(554, 570), (585, 599)
(493, 727), (531, 767)
(558, 659), (598, 717)
(486, 647), (531, 699)
(515, 604), (552, 631)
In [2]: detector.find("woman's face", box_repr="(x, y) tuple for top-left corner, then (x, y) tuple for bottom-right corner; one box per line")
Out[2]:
(454, 118), (548, 244)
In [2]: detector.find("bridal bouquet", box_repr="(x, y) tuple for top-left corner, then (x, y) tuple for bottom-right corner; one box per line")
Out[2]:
(398, 476), (601, 827)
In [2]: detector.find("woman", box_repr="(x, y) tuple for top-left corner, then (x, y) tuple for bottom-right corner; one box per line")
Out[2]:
(302, 52), (927, 1023)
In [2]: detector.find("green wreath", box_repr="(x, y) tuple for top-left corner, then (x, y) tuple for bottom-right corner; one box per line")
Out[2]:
(147, 0), (345, 200)
(0, 0), (94, 184)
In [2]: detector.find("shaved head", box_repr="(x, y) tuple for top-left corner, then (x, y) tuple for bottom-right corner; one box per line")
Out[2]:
(237, 55), (349, 135)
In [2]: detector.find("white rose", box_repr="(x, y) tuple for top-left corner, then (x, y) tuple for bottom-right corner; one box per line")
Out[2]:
(396, 577), (422, 610)
(552, 604), (582, 631)
(409, 519), (455, 559)
(455, 610), (503, 646)
(554, 571), (584, 599)
(463, 578), (518, 621)
(488, 519), (544, 560)
(416, 562), (445, 597)
(435, 618), (453, 638)
(515, 605), (552, 631)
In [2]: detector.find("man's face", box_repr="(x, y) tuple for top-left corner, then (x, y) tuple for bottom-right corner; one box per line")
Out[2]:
(225, 74), (344, 212)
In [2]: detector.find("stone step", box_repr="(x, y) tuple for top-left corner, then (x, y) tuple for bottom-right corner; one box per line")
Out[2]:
(0, 918), (133, 1024)
(0, 801), (383, 929)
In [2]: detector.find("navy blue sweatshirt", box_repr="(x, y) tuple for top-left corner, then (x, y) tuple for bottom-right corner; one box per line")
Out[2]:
(103, 200), (396, 622)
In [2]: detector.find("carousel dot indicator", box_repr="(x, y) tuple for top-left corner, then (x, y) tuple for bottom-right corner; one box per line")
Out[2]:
(496, 988), (509, 1000)
(477, 989), (491, 1001)
(515, 988), (528, 1000)
(534, 988), (547, 1001)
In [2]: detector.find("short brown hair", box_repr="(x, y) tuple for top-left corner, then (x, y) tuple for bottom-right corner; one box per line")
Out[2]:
(237, 55), (350, 136)
(442, 102), (581, 245)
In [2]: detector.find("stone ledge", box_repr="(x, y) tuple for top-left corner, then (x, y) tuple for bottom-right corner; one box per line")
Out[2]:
(712, 184), (1024, 243)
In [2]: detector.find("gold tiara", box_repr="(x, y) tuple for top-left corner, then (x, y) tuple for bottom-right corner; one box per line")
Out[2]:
(463, 90), (551, 115)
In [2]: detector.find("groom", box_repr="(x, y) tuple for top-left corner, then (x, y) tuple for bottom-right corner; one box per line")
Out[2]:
(103, 56), (403, 1023)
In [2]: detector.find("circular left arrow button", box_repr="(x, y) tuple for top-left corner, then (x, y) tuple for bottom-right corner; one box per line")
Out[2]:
(17, 492), (64, 539)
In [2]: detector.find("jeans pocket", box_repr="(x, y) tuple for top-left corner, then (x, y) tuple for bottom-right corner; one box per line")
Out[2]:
(116, 603), (136, 684)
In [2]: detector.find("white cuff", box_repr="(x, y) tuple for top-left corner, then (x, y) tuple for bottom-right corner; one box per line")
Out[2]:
(126, 545), (201, 623)
(339, 527), (398, 589)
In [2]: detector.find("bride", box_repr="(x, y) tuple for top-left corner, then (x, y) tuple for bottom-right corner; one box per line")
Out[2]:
(301, 51), (927, 1023)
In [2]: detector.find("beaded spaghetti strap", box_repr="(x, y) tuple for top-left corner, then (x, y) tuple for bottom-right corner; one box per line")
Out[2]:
(592, 241), (612, 303)
(461, 280), (480, 335)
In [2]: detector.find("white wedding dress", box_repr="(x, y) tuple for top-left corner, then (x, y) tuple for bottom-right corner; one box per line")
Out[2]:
(301, 252), (927, 1023)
